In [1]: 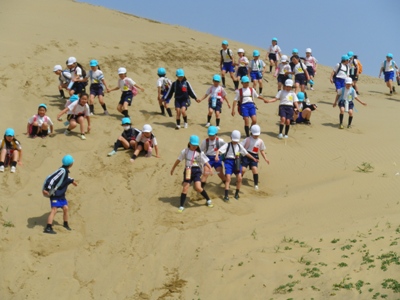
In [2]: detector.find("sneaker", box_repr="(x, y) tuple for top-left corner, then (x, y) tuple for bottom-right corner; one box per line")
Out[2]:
(290, 120), (296, 125)
(217, 126), (220, 130)
(393, 86), (396, 92)
(184, 123), (188, 128)
(339, 124), (344, 129)
(259, 93), (263, 96)
(347, 125), (352, 129)
(175, 125), (180, 130)
(205, 122), (211, 128)
(206, 200), (214, 208)
(234, 194), (240, 200)
(310, 87), (314, 91)
(108, 150), (116, 156)
(0, 166), (4, 172)
(254, 185), (259, 190)
(223, 196), (229, 202)
(284, 135), (289, 139)
(278, 133), (283, 139)
(64, 130), (70, 136)
(304, 120), (311, 125)
(90, 112), (94, 116)
(178, 206), (184, 212)
(63, 224), (71, 231)
(146, 151), (152, 158)
(81, 134), (86, 140)
(44, 227), (57, 234)
(222, 85), (226, 88)
(104, 110), (109, 116)
(10, 166), (16, 173)
(390, 90), (393, 95)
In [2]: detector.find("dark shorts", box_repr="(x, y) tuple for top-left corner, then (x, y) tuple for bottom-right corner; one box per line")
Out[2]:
(241, 102), (257, 118)
(277, 74), (288, 84)
(90, 84), (104, 96)
(268, 53), (277, 62)
(384, 71), (394, 82)
(296, 112), (305, 123)
(334, 78), (346, 90)
(71, 82), (86, 94)
(67, 114), (85, 122)
(182, 166), (202, 184)
(224, 158), (242, 175)
(279, 105), (294, 119)
(349, 74), (359, 82)
(50, 198), (68, 208)
(242, 153), (258, 169)
(338, 100), (354, 110)
(162, 90), (172, 104)
(307, 66), (315, 77)
(221, 62), (235, 73)
(295, 73), (307, 85)
(208, 99), (222, 112)
(175, 98), (190, 109)
(207, 155), (223, 169)
(250, 71), (263, 81)
(237, 66), (248, 78)
(119, 91), (133, 106)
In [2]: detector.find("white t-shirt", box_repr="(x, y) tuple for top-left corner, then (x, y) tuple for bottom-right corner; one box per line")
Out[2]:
(275, 90), (298, 106)
(268, 45), (281, 55)
(218, 142), (248, 160)
(305, 56), (318, 68)
(334, 63), (349, 79)
(135, 132), (157, 146)
(59, 70), (71, 84)
(278, 63), (291, 75)
(157, 77), (171, 92)
(338, 87), (356, 102)
(87, 70), (104, 84)
(249, 59), (266, 71)
(205, 86), (226, 99)
(178, 149), (209, 168)
(28, 115), (54, 126)
(119, 77), (136, 92)
(69, 66), (83, 80)
(238, 56), (249, 67)
(240, 136), (266, 154)
(234, 87), (259, 104)
(200, 137), (226, 156)
(221, 49), (233, 63)
(0, 139), (22, 151)
(68, 101), (90, 116)
(293, 62), (307, 75)
(382, 60), (397, 72)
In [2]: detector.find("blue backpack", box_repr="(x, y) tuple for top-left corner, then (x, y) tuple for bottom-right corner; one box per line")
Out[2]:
(42, 168), (66, 198)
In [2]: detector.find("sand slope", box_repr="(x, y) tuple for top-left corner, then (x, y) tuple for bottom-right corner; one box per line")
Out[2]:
(1, 0), (400, 299)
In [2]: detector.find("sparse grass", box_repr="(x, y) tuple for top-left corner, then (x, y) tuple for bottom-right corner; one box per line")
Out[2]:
(377, 251), (400, 271)
(340, 244), (353, 251)
(251, 229), (257, 240)
(331, 238), (340, 243)
(298, 256), (311, 266)
(300, 267), (321, 278)
(356, 162), (374, 173)
(338, 262), (348, 268)
(273, 280), (300, 294)
(3, 221), (14, 227)
(381, 278), (400, 293)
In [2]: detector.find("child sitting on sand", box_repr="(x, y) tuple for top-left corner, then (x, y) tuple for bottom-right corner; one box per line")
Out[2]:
(130, 124), (159, 162)
(0, 128), (22, 173)
(25, 103), (54, 138)
(108, 117), (141, 156)
(293, 92), (317, 125)
(156, 67), (173, 117)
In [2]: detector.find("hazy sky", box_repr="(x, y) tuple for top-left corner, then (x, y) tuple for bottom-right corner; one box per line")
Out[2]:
(78, 0), (399, 77)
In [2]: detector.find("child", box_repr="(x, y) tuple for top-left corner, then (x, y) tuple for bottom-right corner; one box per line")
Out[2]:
(235, 48), (249, 83)
(163, 69), (198, 129)
(330, 55), (350, 94)
(130, 124), (160, 162)
(170, 135), (214, 212)
(25, 103), (54, 138)
(57, 93), (91, 140)
(215, 130), (257, 201)
(53, 65), (71, 99)
(248, 50), (266, 95)
(348, 51), (360, 95)
(274, 55), (291, 91)
(333, 77), (367, 129)
(108, 67), (145, 118)
(219, 40), (239, 89)
(288, 55), (311, 94)
(304, 48), (318, 90)
(240, 125), (269, 190)
(87, 59), (110, 115)
(264, 79), (299, 139)
(0, 128), (22, 173)
(293, 92), (318, 125)
(197, 74), (231, 128)
(379, 53), (399, 95)
(108, 117), (141, 156)
(42, 154), (77, 234)
(66, 56), (88, 96)
(199, 126), (226, 186)
(156, 67), (173, 117)
(266, 37), (282, 73)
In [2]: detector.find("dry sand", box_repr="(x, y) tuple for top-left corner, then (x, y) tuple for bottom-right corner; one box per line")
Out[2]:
(1, 0), (400, 299)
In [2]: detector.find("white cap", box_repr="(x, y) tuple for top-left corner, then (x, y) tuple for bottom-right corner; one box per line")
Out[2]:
(118, 67), (127, 74)
(237, 48), (245, 53)
(67, 57), (77, 65)
(306, 48), (312, 53)
(285, 79), (293, 86)
(281, 55), (288, 62)
(250, 125), (261, 135)
(53, 65), (62, 72)
(345, 77), (353, 84)
(231, 130), (241, 142)
(142, 124), (152, 133)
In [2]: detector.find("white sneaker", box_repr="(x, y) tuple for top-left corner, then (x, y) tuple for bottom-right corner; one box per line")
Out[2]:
(178, 206), (184, 212)
(278, 133), (283, 139)
(217, 126), (220, 130)
(284, 135), (289, 139)
(10, 166), (16, 173)
(81, 134), (86, 140)
(0, 165), (4, 172)
(206, 200), (214, 208)
(175, 125), (180, 130)
(90, 112), (94, 116)
(184, 123), (188, 128)
(205, 123), (211, 128)
(108, 150), (116, 156)
(254, 185), (259, 190)
(64, 130), (70, 136)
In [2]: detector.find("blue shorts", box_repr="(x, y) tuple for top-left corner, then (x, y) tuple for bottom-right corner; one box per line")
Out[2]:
(334, 78), (346, 90)
(295, 73), (307, 85)
(207, 155), (223, 169)
(307, 66), (315, 77)
(50, 198), (68, 208)
(241, 102), (257, 118)
(224, 158), (242, 175)
(279, 105), (294, 119)
(182, 166), (202, 184)
(338, 100), (354, 110)
(250, 71), (262, 81)
(90, 84), (104, 97)
(277, 74), (288, 84)
(208, 99), (222, 112)
(384, 71), (394, 82)
(236, 66), (248, 78)
(268, 53), (277, 62)
(242, 153), (258, 169)
(221, 62), (235, 73)
(162, 90), (171, 104)
(296, 112), (305, 123)
(119, 91), (133, 106)
(175, 98), (189, 109)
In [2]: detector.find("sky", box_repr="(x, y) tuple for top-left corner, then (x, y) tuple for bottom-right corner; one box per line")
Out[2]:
(77, 0), (399, 77)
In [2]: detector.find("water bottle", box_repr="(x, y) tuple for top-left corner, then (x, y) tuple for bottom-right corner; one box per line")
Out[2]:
(234, 153), (241, 172)
(344, 100), (349, 112)
(67, 80), (74, 90)
(211, 97), (217, 108)
(185, 167), (191, 180)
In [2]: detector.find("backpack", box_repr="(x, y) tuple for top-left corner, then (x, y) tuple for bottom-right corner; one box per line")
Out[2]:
(205, 137), (220, 152)
(174, 80), (191, 107)
(352, 56), (363, 74)
(124, 78), (138, 96)
(42, 168), (67, 198)
(76, 63), (88, 86)
(162, 77), (172, 92)
(383, 60), (396, 72)
(220, 49), (233, 61)
(238, 88), (253, 116)
(333, 63), (348, 79)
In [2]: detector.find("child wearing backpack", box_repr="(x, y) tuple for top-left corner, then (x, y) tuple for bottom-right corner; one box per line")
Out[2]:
(288, 55), (311, 95)
(170, 135), (214, 212)
(379, 53), (399, 95)
(197, 74), (231, 129)
(266, 37), (282, 73)
(235, 48), (249, 83)
(248, 50), (266, 95)
(130, 124), (159, 162)
(42, 154), (78, 234)
(274, 55), (291, 92)
(156, 68), (173, 117)
(215, 130), (258, 201)
(304, 48), (318, 90)
(66, 57), (88, 96)
(107, 117), (141, 156)
(240, 125), (269, 190)
(25, 103), (54, 138)
(220, 40), (239, 89)
(330, 55), (350, 93)
(347, 51), (360, 95)
(53, 65), (71, 99)
(87, 59), (110, 115)
(0, 128), (22, 173)
(333, 77), (367, 129)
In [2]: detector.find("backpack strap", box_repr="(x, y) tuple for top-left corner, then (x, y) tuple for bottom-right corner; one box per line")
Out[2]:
(221, 49), (233, 60)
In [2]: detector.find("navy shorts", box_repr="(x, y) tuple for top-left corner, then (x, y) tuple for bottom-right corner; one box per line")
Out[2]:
(208, 99), (222, 112)
(71, 82), (86, 94)
(50, 198), (68, 208)
(242, 153), (258, 169)
(119, 91), (133, 106)
(277, 74), (288, 84)
(384, 71), (394, 82)
(222, 62), (235, 73)
(175, 98), (189, 109)
(241, 102), (257, 118)
(349, 74), (359, 82)
(296, 112), (305, 123)
(90, 84), (104, 96)
(338, 100), (354, 110)
(268, 53), (277, 62)
(279, 105), (294, 119)
(334, 78), (346, 90)
(250, 71), (262, 81)
(224, 158), (242, 175)
(307, 66), (315, 77)
(182, 166), (202, 184)
(162, 90), (172, 104)
(295, 73), (307, 85)
(207, 155), (223, 169)
(237, 66), (248, 78)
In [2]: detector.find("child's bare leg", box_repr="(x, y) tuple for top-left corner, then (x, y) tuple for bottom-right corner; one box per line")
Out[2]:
(62, 206), (68, 222)
(47, 207), (58, 225)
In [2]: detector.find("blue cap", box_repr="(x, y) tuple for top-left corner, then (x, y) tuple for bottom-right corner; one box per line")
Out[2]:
(241, 76), (250, 83)
(208, 126), (218, 136)
(62, 154), (74, 166)
(387, 53), (393, 58)
(222, 40), (228, 45)
(297, 92), (305, 101)
(292, 48), (299, 54)
(272, 37), (278, 42)
(341, 54), (349, 61)
(90, 59), (98, 67)
(253, 50), (260, 57)
(121, 117), (131, 125)
(213, 74), (221, 82)
(347, 51), (354, 58)
(5, 128), (14, 136)
(176, 68), (185, 77)
(157, 67), (166, 76)
(69, 95), (79, 102)
(189, 135), (200, 146)
(38, 103), (47, 110)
